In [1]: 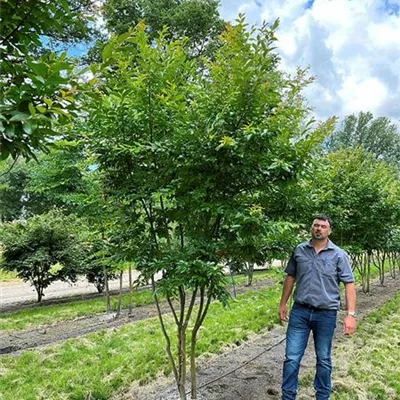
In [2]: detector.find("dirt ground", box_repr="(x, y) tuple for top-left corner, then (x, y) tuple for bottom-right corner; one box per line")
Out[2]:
(117, 275), (400, 400)
(1, 274), (399, 399)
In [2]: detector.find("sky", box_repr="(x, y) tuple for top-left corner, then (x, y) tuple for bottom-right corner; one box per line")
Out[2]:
(219, 0), (400, 125)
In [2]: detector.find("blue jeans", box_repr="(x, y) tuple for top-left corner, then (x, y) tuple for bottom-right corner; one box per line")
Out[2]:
(282, 303), (337, 400)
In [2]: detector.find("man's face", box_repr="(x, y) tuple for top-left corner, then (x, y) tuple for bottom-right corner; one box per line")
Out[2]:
(311, 219), (331, 241)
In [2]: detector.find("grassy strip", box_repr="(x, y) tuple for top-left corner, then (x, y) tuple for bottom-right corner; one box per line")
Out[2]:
(0, 290), (155, 331)
(0, 285), (282, 400)
(331, 290), (400, 400)
(0, 269), (281, 331)
(0, 269), (19, 282)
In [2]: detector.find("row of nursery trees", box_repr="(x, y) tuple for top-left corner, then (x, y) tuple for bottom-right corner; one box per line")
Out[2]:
(1, 1), (400, 398)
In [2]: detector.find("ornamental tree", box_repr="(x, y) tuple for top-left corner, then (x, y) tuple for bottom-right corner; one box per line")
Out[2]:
(0, 210), (86, 302)
(86, 18), (332, 399)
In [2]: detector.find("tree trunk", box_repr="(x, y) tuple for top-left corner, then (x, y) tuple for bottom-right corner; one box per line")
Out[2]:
(104, 265), (111, 313)
(177, 327), (187, 400)
(366, 251), (371, 293)
(116, 270), (123, 317)
(246, 263), (254, 286)
(34, 284), (43, 302)
(361, 252), (367, 293)
(128, 265), (133, 315)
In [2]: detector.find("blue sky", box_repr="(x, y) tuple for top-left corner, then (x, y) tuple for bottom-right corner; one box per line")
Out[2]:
(219, 0), (400, 124)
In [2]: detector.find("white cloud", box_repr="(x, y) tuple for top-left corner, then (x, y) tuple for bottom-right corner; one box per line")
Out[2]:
(219, 0), (400, 123)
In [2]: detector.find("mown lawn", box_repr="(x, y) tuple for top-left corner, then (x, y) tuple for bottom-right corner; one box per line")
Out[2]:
(0, 284), (282, 400)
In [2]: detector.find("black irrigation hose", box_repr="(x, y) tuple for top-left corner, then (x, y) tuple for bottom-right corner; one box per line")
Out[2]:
(186, 336), (286, 394)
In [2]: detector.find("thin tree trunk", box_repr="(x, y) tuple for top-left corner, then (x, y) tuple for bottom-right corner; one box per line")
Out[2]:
(361, 252), (367, 293)
(190, 289), (212, 400)
(366, 251), (371, 293)
(246, 262), (254, 286)
(116, 270), (123, 317)
(151, 276), (180, 395)
(380, 252), (386, 285)
(128, 265), (133, 315)
(104, 265), (111, 313)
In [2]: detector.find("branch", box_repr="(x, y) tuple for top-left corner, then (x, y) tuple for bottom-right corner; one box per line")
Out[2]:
(151, 276), (178, 382)
(140, 198), (159, 250)
(0, 155), (20, 178)
(159, 194), (171, 249)
(183, 285), (198, 328)
(166, 294), (179, 326)
(178, 285), (186, 327)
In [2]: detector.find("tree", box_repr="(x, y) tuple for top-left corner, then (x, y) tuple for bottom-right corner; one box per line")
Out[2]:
(23, 141), (90, 215)
(0, 158), (29, 221)
(86, 17), (332, 399)
(0, 0), (96, 160)
(326, 111), (400, 166)
(310, 148), (400, 292)
(86, 0), (225, 62)
(0, 141), (91, 219)
(0, 210), (85, 301)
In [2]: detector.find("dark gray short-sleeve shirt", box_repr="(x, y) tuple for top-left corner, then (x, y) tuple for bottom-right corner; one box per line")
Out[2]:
(285, 239), (354, 310)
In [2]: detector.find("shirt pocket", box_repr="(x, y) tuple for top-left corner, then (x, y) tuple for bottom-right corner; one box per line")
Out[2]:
(319, 259), (337, 278)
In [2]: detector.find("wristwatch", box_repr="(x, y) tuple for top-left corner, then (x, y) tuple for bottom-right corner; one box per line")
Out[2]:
(347, 311), (357, 318)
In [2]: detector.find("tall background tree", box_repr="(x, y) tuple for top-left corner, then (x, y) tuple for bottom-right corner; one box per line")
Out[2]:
(87, 0), (226, 62)
(326, 111), (400, 166)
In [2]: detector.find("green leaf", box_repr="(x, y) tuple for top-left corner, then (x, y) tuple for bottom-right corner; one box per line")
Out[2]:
(23, 120), (36, 135)
(37, 106), (47, 113)
(44, 98), (53, 107)
(4, 124), (15, 139)
(0, 145), (10, 160)
(10, 112), (29, 122)
(102, 43), (113, 62)
(29, 103), (36, 115)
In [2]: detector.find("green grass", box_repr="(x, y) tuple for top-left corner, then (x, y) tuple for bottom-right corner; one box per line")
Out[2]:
(0, 269), (19, 282)
(0, 269), (281, 331)
(331, 290), (400, 400)
(0, 289), (155, 331)
(0, 284), (282, 400)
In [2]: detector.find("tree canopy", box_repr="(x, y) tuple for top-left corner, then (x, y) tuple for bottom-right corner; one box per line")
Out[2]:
(85, 18), (334, 398)
(0, 0), (96, 160)
(326, 111), (400, 166)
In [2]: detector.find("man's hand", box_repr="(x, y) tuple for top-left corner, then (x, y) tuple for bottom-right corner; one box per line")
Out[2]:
(343, 315), (357, 335)
(279, 304), (288, 322)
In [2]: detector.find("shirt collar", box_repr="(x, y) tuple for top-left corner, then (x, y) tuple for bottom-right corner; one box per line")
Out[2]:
(306, 238), (334, 250)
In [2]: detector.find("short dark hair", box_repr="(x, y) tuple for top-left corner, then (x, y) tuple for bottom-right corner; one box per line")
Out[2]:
(312, 214), (332, 228)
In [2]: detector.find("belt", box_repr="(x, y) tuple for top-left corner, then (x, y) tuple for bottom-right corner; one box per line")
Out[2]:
(294, 302), (325, 311)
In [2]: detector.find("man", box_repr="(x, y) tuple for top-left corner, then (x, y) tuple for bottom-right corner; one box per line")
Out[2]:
(279, 215), (356, 400)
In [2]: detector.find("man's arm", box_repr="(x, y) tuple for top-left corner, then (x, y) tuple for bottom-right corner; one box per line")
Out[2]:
(343, 282), (357, 335)
(279, 275), (295, 322)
